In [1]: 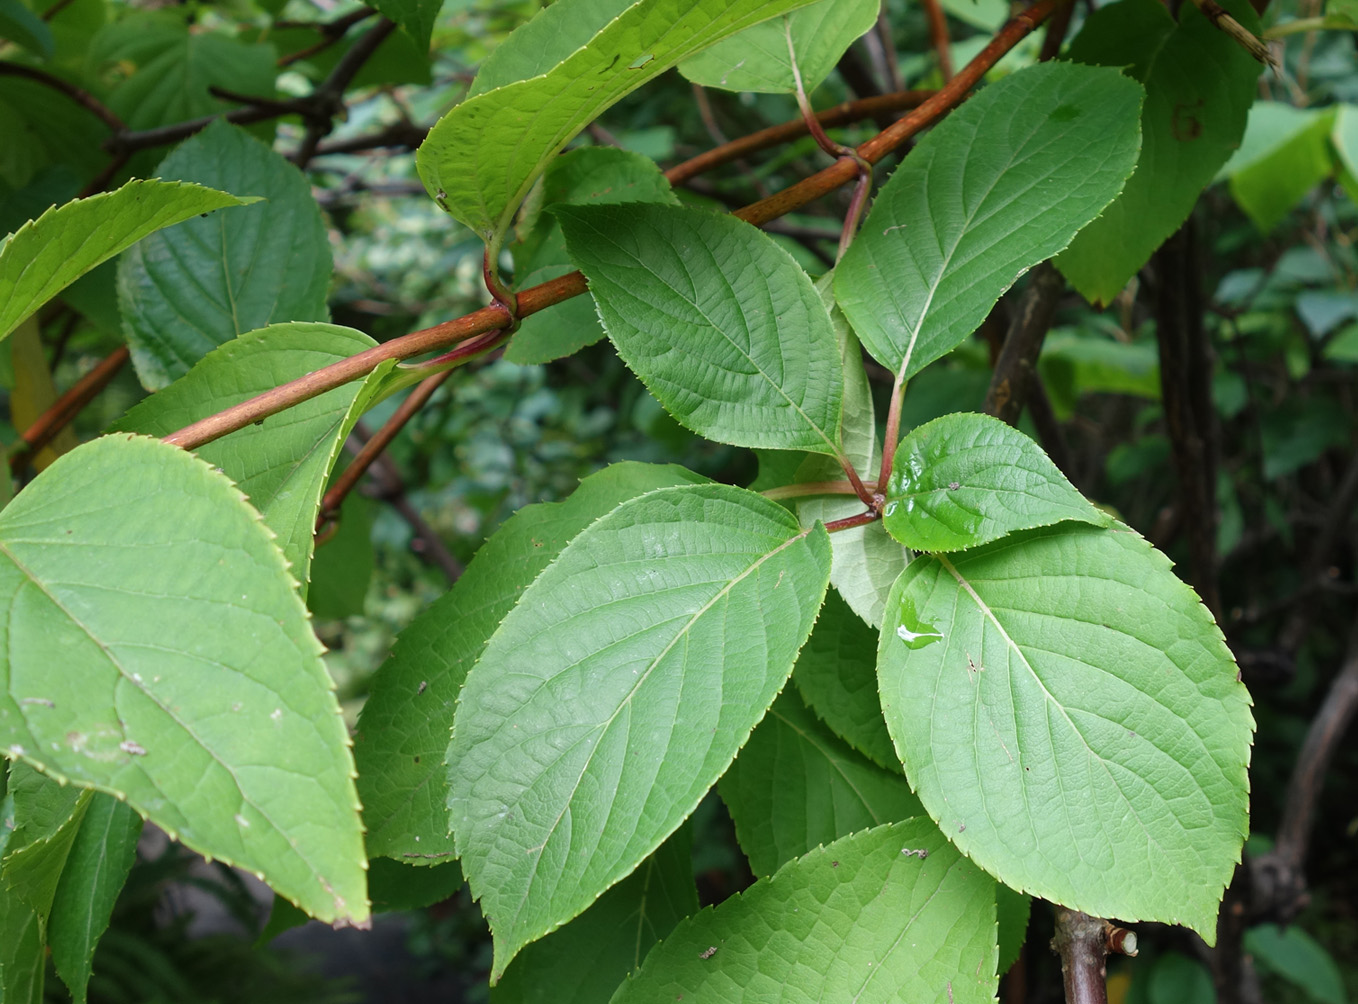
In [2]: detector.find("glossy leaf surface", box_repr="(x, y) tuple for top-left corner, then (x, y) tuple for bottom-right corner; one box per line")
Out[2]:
(835, 62), (1142, 382)
(559, 203), (843, 455)
(449, 483), (831, 978)
(0, 436), (368, 925)
(355, 462), (708, 864)
(720, 691), (921, 876)
(611, 820), (998, 1003)
(679, 0), (878, 94)
(1056, 0), (1261, 305)
(118, 120), (332, 388)
(415, 0), (818, 240)
(882, 412), (1108, 552)
(877, 522), (1252, 938)
(0, 179), (251, 344)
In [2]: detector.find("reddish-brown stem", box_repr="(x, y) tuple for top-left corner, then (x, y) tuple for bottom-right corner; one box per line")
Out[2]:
(824, 509), (880, 532)
(10, 345), (130, 472)
(163, 0), (1061, 453)
(921, 0), (956, 81)
(0, 62), (126, 132)
(318, 367), (454, 524)
(762, 479), (878, 502)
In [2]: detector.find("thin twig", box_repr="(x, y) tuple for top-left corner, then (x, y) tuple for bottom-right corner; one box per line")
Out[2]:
(1187, 0), (1275, 63)
(0, 62), (125, 131)
(984, 262), (1065, 425)
(10, 345), (129, 472)
(318, 367), (455, 522)
(920, 0), (955, 80)
(293, 17), (398, 167)
(278, 8), (378, 68)
(162, 0), (1064, 453)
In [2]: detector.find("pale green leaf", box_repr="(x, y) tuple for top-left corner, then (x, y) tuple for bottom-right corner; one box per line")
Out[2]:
(354, 462), (709, 864)
(415, 0), (819, 241)
(720, 690), (921, 876)
(508, 148), (678, 366)
(0, 435), (368, 925)
(118, 120), (332, 389)
(49, 794), (141, 1004)
(610, 821), (998, 1004)
(679, 0), (878, 94)
(835, 62), (1142, 382)
(882, 412), (1109, 552)
(792, 589), (899, 771)
(1055, 0), (1261, 306)
(1223, 103), (1336, 233)
(114, 322), (392, 592)
(0, 179), (251, 345)
(492, 827), (698, 1004)
(449, 483), (831, 978)
(469, 0), (635, 98)
(877, 521), (1252, 939)
(558, 203), (844, 455)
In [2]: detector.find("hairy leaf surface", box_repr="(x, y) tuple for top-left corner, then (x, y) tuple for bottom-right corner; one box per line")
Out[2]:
(721, 691), (921, 876)
(115, 322), (392, 592)
(449, 483), (831, 978)
(0, 436), (368, 924)
(355, 462), (707, 865)
(679, 0), (878, 94)
(877, 522), (1252, 938)
(835, 62), (1142, 382)
(415, 0), (818, 241)
(610, 820), (997, 1003)
(1056, 0), (1261, 305)
(0, 180), (251, 344)
(559, 203), (843, 454)
(118, 120), (332, 388)
(883, 412), (1108, 552)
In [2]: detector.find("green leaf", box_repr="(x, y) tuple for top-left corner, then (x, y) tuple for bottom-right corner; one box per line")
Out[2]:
(0, 882), (44, 1004)
(449, 483), (832, 979)
(492, 827), (698, 1004)
(791, 589), (899, 771)
(1244, 924), (1348, 1004)
(876, 521), (1252, 939)
(835, 62), (1143, 382)
(0, 179), (252, 345)
(118, 120), (332, 389)
(0, 0), (54, 58)
(1223, 103), (1336, 233)
(308, 493), (375, 621)
(720, 690), (922, 876)
(558, 203), (844, 455)
(92, 12), (277, 132)
(507, 148), (679, 366)
(1055, 0), (1261, 306)
(882, 412), (1109, 553)
(48, 794), (141, 1004)
(367, 857), (464, 912)
(367, 0), (441, 51)
(2, 765), (90, 919)
(415, 0), (819, 241)
(354, 462), (709, 864)
(996, 885), (1030, 976)
(610, 821), (998, 1003)
(469, 0), (635, 98)
(0, 435), (368, 925)
(678, 0), (879, 94)
(114, 323), (392, 592)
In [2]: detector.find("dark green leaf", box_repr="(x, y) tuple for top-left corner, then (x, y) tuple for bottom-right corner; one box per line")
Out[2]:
(835, 62), (1142, 382)
(492, 828), (698, 1004)
(0, 0), (54, 58)
(611, 821), (998, 1003)
(354, 463), (709, 865)
(366, 0), (442, 51)
(449, 483), (831, 978)
(720, 690), (922, 876)
(1056, 0), (1261, 306)
(877, 522), (1252, 939)
(118, 120), (332, 388)
(559, 203), (844, 455)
